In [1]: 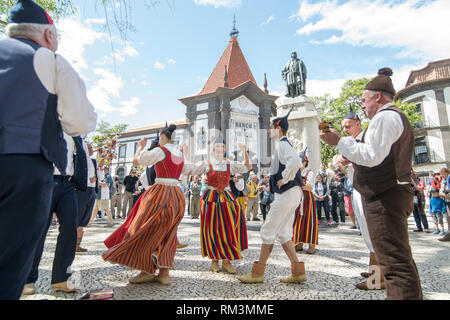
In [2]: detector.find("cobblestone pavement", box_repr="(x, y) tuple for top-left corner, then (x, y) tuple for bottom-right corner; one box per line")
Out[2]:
(21, 213), (450, 300)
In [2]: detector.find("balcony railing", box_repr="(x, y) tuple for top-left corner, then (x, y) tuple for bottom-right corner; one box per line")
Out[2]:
(414, 151), (439, 165)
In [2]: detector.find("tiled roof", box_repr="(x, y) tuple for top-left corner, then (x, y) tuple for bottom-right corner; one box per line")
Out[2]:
(405, 59), (450, 87)
(198, 37), (257, 96)
(122, 120), (187, 135)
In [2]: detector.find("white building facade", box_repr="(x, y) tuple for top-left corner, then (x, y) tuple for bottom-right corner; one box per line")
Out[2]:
(396, 59), (450, 178)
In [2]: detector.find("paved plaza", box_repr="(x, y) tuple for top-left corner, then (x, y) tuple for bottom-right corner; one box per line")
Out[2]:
(21, 213), (450, 301)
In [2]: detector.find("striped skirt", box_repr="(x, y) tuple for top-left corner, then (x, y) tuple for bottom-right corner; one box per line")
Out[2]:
(102, 184), (185, 274)
(293, 190), (319, 245)
(200, 188), (248, 261)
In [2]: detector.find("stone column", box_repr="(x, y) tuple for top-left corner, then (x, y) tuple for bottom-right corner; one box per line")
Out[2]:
(276, 96), (321, 173)
(435, 88), (450, 165)
(186, 104), (197, 164)
(260, 101), (273, 170)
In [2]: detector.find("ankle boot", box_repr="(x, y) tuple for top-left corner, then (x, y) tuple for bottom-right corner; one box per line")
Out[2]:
(238, 261), (266, 284)
(280, 261), (307, 283)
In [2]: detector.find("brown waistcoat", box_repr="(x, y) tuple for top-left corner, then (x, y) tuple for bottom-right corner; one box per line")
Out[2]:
(353, 106), (414, 199)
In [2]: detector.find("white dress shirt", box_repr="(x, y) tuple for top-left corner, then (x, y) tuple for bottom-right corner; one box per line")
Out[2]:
(140, 170), (150, 189)
(53, 132), (75, 176)
(235, 178), (245, 191)
(337, 103), (404, 168)
(270, 137), (302, 186)
(81, 140), (96, 187)
(33, 47), (97, 136)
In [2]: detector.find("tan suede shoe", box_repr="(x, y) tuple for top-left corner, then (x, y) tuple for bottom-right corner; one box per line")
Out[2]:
(129, 273), (155, 284)
(211, 261), (220, 273)
(51, 281), (78, 293)
(22, 283), (36, 296)
(222, 263), (236, 274)
(238, 261), (265, 284)
(155, 275), (169, 285)
(280, 262), (307, 284)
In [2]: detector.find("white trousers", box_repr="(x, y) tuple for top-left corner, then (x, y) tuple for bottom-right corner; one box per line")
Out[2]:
(352, 189), (374, 253)
(260, 186), (303, 245)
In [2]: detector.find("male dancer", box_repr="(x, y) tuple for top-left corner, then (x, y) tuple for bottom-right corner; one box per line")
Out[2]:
(238, 109), (306, 284)
(337, 106), (385, 290)
(322, 68), (422, 300)
(0, 0), (97, 299)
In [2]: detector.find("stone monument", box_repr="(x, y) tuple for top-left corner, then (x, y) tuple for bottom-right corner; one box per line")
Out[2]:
(276, 52), (321, 172)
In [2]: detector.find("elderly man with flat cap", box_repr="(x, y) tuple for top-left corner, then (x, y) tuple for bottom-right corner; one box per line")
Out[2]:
(320, 68), (422, 300)
(0, 0), (97, 300)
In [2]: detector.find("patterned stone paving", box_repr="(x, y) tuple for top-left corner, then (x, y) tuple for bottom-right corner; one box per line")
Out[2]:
(21, 214), (450, 300)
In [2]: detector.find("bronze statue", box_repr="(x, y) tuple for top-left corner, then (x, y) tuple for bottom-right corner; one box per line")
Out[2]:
(281, 51), (307, 97)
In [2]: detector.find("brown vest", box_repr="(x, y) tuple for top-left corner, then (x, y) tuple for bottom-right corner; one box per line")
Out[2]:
(353, 106), (414, 199)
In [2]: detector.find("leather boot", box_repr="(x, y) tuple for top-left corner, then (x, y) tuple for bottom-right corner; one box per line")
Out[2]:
(76, 238), (88, 253)
(238, 261), (266, 284)
(356, 272), (386, 290)
(280, 261), (307, 283)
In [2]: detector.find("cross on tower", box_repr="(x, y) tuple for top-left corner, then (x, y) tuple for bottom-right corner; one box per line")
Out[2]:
(230, 14), (239, 38)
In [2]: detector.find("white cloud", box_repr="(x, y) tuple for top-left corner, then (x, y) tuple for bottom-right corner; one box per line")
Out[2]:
(88, 68), (123, 113)
(261, 15), (275, 26)
(118, 97), (140, 116)
(85, 18), (106, 25)
(88, 68), (140, 116)
(294, 0), (450, 61)
(193, 0), (242, 8)
(57, 18), (106, 72)
(154, 62), (165, 70)
(167, 58), (177, 64)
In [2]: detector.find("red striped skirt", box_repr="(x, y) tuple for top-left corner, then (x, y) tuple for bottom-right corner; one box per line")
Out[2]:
(200, 188), (248, 261)
(102, 184), (185, 274)
(293, 190), (319, 245)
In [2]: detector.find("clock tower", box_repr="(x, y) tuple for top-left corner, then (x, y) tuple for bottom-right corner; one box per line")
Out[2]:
(179, 19), (278, 174)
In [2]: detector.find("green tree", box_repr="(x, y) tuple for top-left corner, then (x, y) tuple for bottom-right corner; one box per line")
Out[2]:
(89, 121), (128, 167)
(313, 78), (423, 166)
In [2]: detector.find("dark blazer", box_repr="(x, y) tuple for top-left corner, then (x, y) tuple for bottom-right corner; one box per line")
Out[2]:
(72, 136), (87, 192)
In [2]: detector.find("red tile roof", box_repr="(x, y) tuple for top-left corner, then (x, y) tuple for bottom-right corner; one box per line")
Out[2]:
(405, 59), (450, 87)
(121, 120), (187, 136)
(198, 37), (257, 96)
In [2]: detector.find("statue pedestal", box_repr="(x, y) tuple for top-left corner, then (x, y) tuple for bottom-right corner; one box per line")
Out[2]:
(276, 95), (321, 173)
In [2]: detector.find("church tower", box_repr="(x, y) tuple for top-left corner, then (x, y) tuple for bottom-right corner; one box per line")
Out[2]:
(179, 18), (278, 173)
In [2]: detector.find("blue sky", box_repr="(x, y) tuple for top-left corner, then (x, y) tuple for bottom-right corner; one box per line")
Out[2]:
(54, 0), (449, 130)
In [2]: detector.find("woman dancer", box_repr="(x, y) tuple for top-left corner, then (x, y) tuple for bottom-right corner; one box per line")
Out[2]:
(103, 124), (187, 285)
(293, 150), (319, 254)
(189, 136), (252, 273)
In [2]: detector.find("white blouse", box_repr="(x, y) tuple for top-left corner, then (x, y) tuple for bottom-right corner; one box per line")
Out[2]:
(302, 168), (316, 188)
(136, 144), (183, 167)
(183, 159), (249, 177)
(337, 103), (404, 168)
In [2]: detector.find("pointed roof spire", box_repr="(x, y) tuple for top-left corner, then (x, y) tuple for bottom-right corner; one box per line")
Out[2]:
(230, 14), (239, 38)
(264, 73), (269, 94)
(197, 20), (257, 96)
